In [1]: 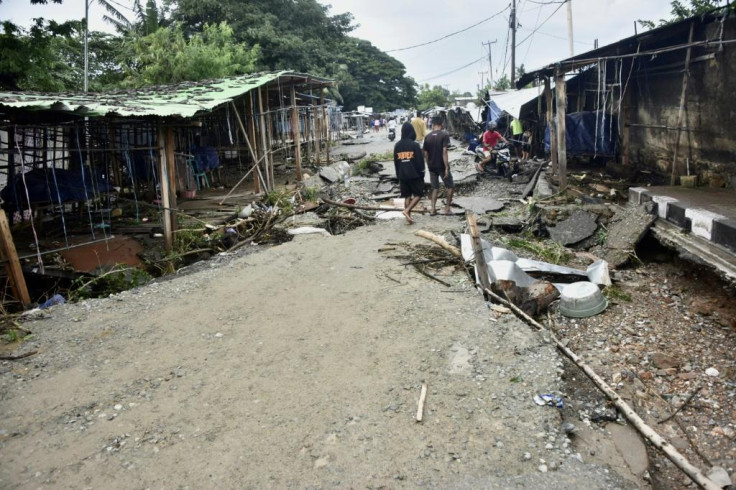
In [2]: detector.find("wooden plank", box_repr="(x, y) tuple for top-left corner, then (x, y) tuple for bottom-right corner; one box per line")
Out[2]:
(157, 126), (173, 252)
(305, 105), (312, 164)
(671, 22), (695, 186)
(290, 86), (303, 181)
(313, 97), (321, 165)
(466, 212), (492, 292)
(321, 93), (330, 164)
(555, 70), (568, 190)
(7, 126), (15, 226)
(164, 127), (178, 232)
(416, 383), (428, 422)
(544, 77), (558, 176)
(0, 210), (31, 306)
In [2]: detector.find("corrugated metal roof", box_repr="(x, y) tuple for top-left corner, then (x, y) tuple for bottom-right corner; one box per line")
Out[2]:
(0, 71), (331, 119)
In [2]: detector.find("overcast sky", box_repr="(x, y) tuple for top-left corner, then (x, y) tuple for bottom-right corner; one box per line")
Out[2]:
(2, 0), (676, 92)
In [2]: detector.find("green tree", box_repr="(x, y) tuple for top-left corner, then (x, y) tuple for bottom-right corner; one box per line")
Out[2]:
(639, 0), (733, 28)
(493, 75), (511, 91)
(117, 22), (260, 87)
(416, 84), (451, 110)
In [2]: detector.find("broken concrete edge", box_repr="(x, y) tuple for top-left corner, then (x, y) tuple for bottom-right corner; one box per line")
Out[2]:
(533, 170), (555, 199)
(628, 186), (736, 253)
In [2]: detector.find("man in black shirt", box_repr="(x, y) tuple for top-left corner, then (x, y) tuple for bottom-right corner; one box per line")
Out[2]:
(393, 122), (426, 224)
(422, 116), (454, 215)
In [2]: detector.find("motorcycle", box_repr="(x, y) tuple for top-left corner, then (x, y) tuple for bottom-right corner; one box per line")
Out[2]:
(388, 127), (396, 142)
(475, 142), (517, 181)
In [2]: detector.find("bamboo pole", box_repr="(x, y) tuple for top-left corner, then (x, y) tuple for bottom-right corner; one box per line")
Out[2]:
(157, 126), (173, 252)
(466, 212), (492, 292)
(257, 87), (271, 191)
(413, 230), (462, 258)
(0, 210), (31, 306)
(313, 97), (321, 165)
(321, 93), (329, 164)
(671, 22), (695, 186)
(248, 95), (261, 194)
(290, 85), (303, 181)
(482, 287), (720, 490)
(305, 106), (312, 164)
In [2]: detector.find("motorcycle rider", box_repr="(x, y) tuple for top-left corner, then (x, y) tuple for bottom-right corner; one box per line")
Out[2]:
(476, 122), (508, 173)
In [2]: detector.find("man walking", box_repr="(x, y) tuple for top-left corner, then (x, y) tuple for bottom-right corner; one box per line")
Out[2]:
(423, 116), (453, 215)
(411, 111), (427, 146)
(510, 117), (523, 159)
(393, 122), (425, 224)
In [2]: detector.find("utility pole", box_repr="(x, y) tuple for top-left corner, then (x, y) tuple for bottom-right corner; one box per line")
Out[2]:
(482, 40), (497, 89)
(566, 0), (574, 57)
(510, 0), (517, 87)
(84, 0), (89, 92)
(478, 71), (488, 91)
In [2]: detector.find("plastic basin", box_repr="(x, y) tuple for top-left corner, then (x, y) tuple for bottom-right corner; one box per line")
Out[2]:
(559, 281), (608, 318)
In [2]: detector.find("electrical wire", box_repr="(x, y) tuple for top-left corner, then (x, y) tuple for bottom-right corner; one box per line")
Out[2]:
(386, 5), (510, 53)
(418, 55), (487, 83)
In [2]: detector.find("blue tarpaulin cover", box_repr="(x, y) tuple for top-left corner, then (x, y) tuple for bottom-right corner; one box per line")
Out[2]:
(1, 167), (112, 211)
(545, 111), (618, 157)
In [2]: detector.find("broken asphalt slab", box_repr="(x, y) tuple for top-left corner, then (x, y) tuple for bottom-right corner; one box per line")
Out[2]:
(454, 197), (505, 215)
(604, 204), (657, 268)
(547, 210), (598, 246)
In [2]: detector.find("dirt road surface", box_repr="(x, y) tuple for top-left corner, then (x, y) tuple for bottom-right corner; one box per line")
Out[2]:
(0, 132), (642, 488)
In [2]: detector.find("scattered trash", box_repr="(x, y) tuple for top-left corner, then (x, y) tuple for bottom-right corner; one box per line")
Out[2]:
(287, 227), (331, 237)
(706, 466), (731, 488)
(705, 367), (720, 377)
(238, 204), (254, 218)
(559, 282), (608, 318)
(533, 393), (563, 408)
(39, 294), (66, 309)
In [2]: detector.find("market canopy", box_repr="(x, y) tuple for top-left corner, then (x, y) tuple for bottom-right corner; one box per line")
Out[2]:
(0, 71), (332, 119)
(487, 86), (542, 121)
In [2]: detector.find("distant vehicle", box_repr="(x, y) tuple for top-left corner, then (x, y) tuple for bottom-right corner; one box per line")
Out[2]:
(475, 142), (516, 181)
(388, 127), (396, 142)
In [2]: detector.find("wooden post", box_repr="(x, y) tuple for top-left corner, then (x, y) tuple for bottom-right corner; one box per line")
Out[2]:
(544, 77), (558, 175)
(555, 69), (568, 190)
(247, 96), (261, 194)
(621, 76), (632, 167)
(320, 93), (330, 164)
(290, 86), (303, 181)
(164, 127), (178, 232)
(0, 210), (31, 307)
(671, 22), (695, 186)
(466, 212), (492, 293)
(305, 107), (312, 165)
(157, 126), (173, 252)
(7, 126), (16, 226)
(313, 98), (321, 165)
(257, 87), (270, 191)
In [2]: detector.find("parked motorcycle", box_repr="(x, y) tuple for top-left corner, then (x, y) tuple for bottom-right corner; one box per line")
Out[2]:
(475, 142), (517, 181)
(388, 127), (396, 142)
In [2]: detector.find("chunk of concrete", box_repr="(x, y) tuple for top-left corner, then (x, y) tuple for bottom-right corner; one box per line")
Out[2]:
(604, 205), (657, 268)
(319, 161), (351, 183)
(454, 197), (505, 215)
(547, 210), (598, 246)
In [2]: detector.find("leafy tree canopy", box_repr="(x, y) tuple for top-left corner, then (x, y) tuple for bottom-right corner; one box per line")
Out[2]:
(638, 0), (733, 29)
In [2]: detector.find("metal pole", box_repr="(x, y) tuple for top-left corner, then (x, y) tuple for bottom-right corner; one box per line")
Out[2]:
(511, 0), (516, 87)
(84, 0), (89, 92)
(567, 0), (574, 57)
(482, 40), (497, 89)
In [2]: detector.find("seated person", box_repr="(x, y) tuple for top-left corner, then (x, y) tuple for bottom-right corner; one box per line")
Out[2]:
(476, 122), (508, 172)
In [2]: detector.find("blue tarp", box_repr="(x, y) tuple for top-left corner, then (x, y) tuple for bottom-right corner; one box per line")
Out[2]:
(191, 146), (220, 173)
(544, 111), (618, 157)
(1, 167), (112, 211)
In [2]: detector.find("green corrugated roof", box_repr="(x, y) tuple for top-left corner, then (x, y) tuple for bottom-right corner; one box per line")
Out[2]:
(0, 71), (331, 119)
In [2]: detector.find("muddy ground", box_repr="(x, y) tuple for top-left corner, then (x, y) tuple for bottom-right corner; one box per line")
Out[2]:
(0, 130), (734, 488)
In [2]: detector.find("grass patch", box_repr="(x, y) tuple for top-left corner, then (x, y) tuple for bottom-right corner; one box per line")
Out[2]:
(504, 236), (571, 265)
(355, 151), (394, 173)
(604, 286), (632, 302)
(509, 375), (523, 383)
(264, 189), (295, 214)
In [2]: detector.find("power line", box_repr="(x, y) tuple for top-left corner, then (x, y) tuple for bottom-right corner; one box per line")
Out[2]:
(386, 5), (510, 53)
(418, 55), (487, 83)
(518, 26), (594, 46)
(515, 1), (566, 48)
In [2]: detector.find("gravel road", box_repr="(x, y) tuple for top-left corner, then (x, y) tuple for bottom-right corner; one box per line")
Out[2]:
(0, 215), (638, 488)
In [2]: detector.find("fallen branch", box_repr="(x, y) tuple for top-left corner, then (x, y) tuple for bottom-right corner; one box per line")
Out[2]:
(416, 383), (427, 422)
(659, 385), (703, 424)
(413, 230), (462, 258)
(483, 287), (720, 490)
(0, 350), (38, 361)
(412, 264), (452, 287)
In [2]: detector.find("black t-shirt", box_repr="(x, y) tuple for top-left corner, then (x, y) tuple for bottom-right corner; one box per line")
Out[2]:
(423, 130), (450, 173)
(393, 139), (425, 181)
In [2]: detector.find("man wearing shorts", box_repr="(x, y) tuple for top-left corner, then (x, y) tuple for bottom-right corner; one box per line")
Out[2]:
(423, 116), (453, 215)
(393, 122), (425, 224)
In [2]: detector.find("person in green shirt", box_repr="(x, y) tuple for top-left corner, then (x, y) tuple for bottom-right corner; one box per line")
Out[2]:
(510, 117), (523, 159)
